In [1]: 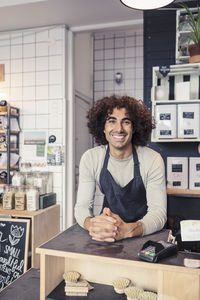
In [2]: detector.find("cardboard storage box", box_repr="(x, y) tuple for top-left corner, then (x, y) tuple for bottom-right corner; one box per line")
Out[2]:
(189, 157), (200, 190)
(178, 103), (200, 138)
(167, 157), (188, 189)
(155, 104), (177, 139)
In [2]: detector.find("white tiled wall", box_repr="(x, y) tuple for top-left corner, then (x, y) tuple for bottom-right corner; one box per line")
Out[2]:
(93, 27), (144, 215)
(93, 28), (144, 102)
(0, 25), (67, 229)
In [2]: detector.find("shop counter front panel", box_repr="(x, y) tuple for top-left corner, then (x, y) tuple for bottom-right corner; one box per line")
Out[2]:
(37, 224), (200, 300)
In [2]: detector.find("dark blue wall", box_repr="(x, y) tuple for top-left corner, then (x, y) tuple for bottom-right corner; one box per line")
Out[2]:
(143, 9), (200, 222)
(143, 10), (200, 165)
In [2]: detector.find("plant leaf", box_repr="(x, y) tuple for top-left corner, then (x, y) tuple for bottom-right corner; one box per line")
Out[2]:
(180, 3), (200, 44)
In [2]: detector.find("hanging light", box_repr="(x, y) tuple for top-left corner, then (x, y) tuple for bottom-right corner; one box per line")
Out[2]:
(120, 0), (175, 10)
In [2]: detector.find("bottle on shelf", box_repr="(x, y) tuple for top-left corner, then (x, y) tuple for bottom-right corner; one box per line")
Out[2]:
(12, 171), (25, 187)
(179, 14), (191, 31)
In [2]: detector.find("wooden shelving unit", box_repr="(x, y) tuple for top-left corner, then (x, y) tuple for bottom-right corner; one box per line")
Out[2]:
(0, 105), (20, 185)
(151, 63), (200, 142)
(176, 8), (198, 64)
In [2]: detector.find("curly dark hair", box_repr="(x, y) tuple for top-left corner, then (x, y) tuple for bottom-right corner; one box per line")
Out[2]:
(87, 95), (155, 146)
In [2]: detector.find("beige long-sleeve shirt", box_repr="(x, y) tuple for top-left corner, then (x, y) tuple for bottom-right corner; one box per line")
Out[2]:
(74, 145), (167, 235)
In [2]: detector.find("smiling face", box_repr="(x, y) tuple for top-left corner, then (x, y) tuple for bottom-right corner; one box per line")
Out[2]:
(104, 107), (133, 158)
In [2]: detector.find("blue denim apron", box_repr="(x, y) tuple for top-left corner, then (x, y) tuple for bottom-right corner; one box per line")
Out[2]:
(99, 146), (147, 222)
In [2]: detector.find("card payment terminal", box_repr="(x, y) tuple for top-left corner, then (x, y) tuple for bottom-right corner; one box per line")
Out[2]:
(138, 240), (178, 263)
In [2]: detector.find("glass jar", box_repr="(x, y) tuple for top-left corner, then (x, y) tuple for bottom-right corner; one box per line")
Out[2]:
(179, 35), (191, 56)
(15, 186), (26, 210)
(20, 162), (32, 172)
(26, 186), (39, 211)
(0, 171), (7, 185)
(3, 185), (15, 210)
(12, 172), (25, 187)
(43, 172), (53, 193)
(26, 172), (35, 186)
(33, 172), (46, 195)
(40, 172), (51, 193)
(179, 15), (191, 31)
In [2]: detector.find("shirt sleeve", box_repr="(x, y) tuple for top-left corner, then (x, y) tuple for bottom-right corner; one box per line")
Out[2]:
(138, 153), (167, 235)
(74, 151), (96, 228)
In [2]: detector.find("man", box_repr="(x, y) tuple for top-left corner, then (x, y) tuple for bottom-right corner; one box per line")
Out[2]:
(75, 95), (167, 242)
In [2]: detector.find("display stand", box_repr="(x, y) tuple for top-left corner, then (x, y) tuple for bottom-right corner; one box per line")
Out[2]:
(0, 204), (60, 268)
(37, 224), (200, 300)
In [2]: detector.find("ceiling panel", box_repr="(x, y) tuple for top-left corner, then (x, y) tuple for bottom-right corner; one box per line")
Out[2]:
(0, 0), (143, 32)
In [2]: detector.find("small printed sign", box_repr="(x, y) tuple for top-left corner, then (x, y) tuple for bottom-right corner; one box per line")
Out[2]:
(159, 65), (170, 77)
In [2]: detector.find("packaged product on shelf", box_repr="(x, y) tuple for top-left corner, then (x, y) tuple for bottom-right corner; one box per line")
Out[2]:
(15, 186), (26, 210)
(12, 172), (25, 187)
(189, 157), (200, 190)
(0, 153), (20, 168)
(0, 135), (6, 150)
(26, 186), (39, 211)
(3, 185), (15, 209)
(167, 157), (188, 189)
(0, 116), (20, 131)
(155, 104), (177, 139)
(0, 171), (7, 184)
(178, 103), (200, 138)
(0, 100), (7, 113)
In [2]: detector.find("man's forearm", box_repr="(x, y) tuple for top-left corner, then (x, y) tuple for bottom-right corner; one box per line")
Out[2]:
(124, 221), (143, 238)
(115, 221), (143, 240)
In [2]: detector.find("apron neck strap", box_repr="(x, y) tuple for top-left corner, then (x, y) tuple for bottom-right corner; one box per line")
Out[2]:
(132, 146), (140, 177)
(103, 145), (140, 175)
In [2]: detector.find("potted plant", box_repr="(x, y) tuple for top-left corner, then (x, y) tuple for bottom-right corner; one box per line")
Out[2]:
(181, 3), (200, 63)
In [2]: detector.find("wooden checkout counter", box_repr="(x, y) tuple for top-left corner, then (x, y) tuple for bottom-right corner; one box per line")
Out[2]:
(34, 224), (200, 300)
(1, 223), (200, 299)
(1, 189), (200, 300)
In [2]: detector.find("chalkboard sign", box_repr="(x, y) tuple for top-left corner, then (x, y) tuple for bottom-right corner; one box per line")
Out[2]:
(0, 218), (30, 291)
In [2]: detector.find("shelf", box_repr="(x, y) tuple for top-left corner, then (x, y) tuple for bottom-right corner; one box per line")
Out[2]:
(0, 112), (19, 117)
(0, 130), (20, 134)
(0, 148), (19, 152)
(178, 30), (191, 34)
(0, 268), (40, 300)
(0, 165), (19, 170)
(151, 138), (200, 143)
(48, 280), (126, 300)
(177, 55), (189, 59)
(152, 99), (200, 104)
(152, 64), (200, 142)
(167, 188), (200, 196)
(153, 63), (200, 78)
